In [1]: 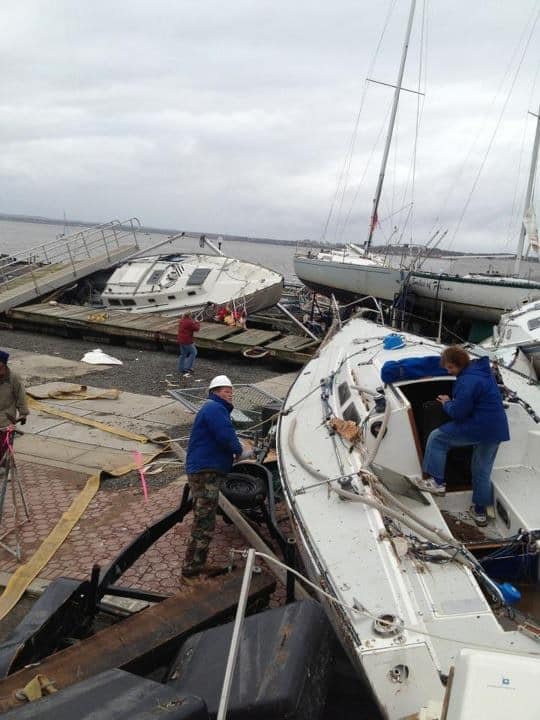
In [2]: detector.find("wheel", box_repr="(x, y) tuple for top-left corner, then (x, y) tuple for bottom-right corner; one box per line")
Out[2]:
(221, 472), (267, 509)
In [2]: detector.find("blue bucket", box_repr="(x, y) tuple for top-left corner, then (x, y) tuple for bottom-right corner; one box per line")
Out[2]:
(383, 333), (406, 350)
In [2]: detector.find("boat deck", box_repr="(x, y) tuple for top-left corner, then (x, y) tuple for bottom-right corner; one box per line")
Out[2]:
(5, 302), (318, 365)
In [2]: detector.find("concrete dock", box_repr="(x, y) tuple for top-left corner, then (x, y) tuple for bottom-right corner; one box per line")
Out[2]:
(0, 347), (296, 607)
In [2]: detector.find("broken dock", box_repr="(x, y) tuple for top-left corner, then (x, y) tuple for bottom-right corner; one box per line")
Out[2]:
(0, 220), (140, 315)
(6, 302), (318, 365)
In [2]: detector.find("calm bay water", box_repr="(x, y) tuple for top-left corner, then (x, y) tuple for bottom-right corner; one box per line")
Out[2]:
(0, 219), (299, 282)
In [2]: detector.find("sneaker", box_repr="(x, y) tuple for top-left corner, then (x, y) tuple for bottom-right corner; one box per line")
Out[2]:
(470, 505), (488, 527)
(182, 372), (192, 378)
(409, 476), (446, 495)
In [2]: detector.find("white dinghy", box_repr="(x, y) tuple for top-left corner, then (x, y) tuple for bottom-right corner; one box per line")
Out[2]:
(277, 315), (540, 719)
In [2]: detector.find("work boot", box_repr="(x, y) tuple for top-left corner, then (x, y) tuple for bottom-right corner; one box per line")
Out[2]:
(202, 563), (232, 578)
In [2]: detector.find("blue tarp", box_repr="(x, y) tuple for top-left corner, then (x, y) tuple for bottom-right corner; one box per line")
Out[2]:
(381, 356), (449, 384)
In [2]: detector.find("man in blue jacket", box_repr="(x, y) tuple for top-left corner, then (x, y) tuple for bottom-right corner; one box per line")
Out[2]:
(182, 374), (244, 580)
(412, 346), (509, 527)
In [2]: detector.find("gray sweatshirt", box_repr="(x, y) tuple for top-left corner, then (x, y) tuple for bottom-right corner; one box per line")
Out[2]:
(0, 368), (29, 428)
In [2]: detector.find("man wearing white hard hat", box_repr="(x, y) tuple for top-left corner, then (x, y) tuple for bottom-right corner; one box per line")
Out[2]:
(182, 374), (244, 580)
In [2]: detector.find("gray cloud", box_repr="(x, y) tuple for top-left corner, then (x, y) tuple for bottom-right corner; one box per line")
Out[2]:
(1, 0), (539, 253)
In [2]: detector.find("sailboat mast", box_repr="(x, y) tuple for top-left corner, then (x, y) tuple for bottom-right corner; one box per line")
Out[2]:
(365, 0), (417, 251)
(514, 105), (540, 275)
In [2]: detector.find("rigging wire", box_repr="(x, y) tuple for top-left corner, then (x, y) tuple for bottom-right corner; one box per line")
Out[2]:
(234, 550), (540, 657)
(321, 0), (397, 245)
(448, 3), (540, 250)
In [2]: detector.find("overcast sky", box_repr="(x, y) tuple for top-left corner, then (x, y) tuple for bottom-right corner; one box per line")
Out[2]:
(1, 1), (540, 252)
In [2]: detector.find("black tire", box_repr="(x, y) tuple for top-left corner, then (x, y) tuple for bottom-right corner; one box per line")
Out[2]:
(221, 472), (267, 509)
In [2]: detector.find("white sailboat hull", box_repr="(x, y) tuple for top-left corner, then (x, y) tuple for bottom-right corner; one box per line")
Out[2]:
(294, 256), (403, 303)
(295, 255), (540, 322)
(277, 318), (540, 718)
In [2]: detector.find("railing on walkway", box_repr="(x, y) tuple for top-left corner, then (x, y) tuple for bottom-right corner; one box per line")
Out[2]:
(0, 218), (141, 296)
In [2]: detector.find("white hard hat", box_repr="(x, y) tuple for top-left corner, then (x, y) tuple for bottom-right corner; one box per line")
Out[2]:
(209, 374), (233, 390)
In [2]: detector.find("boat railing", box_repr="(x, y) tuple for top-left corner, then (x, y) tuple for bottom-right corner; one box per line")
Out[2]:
(0, 218), (141, 294)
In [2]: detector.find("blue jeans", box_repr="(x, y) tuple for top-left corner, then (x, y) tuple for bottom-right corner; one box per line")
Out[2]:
(178, 343), (197, 373)
(423, 428), (499, 507)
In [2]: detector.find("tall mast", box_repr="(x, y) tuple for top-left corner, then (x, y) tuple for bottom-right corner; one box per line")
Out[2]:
(514, 105), (540, 275)
(365, 0), (417, 252)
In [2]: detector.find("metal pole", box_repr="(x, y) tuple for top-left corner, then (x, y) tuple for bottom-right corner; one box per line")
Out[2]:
(437, 301), (444, 344)
(276, 302), (320, 341)
(366, 0), (417, 251)
(514, 106), (540, 275)
(217, 549), (256, 720)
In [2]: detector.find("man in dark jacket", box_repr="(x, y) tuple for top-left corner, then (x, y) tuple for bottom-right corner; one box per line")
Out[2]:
(182, 374), (244, 580)
(177, 312), (200, 378)
(413, 346), (509, 527)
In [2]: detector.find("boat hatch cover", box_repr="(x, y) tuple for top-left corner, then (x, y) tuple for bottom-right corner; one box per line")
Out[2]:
(187, 268), (212, 286)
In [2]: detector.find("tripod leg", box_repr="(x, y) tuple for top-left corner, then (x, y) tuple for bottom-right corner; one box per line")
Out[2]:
(11, 459), (30, 520)
(8, 458), (22, 561)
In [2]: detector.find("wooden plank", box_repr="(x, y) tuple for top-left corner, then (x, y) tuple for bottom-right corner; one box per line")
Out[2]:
(0, 570), (275, 713)
(195, 323), (242, 341)
(224, 329), (281, 346)
(265, 335), (317, 351)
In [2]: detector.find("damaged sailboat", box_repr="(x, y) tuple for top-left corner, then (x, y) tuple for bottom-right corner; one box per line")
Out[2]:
(277, 314), (540, 718)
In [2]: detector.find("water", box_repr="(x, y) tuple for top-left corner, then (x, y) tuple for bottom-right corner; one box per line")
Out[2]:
(0, 219), (299, 282)
(3, 217), (540, 284)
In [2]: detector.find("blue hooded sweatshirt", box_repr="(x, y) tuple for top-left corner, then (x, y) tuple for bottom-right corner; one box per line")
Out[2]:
(441, 356), (510, 444)
(186, 393), (243, 475)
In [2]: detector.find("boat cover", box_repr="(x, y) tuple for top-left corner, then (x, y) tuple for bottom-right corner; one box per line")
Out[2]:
(381, 356), (449, 383)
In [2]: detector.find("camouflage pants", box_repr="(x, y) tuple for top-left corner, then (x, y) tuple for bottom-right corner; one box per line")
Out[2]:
(183, 471), (223, 574)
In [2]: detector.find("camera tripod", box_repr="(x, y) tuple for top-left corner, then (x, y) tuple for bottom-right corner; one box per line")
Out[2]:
(0, 426), (30, 561)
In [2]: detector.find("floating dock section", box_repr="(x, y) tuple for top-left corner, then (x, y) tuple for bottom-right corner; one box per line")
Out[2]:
(6, 302), (318, 365)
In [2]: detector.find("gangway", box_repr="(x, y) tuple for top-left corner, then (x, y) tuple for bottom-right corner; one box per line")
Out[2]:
(0, 218), (141, 314)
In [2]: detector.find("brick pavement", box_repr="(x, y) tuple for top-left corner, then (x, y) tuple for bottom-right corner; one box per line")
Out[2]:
(0, 459), (288, 603)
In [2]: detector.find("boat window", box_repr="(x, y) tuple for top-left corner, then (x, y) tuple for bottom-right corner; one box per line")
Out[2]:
(108, 299), (121, 306)
(342, 403), (360, 425)
(147, 269), (165, 285)
(338, 382), (351, 406)
(187, 291), (196, 296)
(186, 268), (211, 286)
(121, 299), (136, 306)
(167, 295), (175, 300)
(528, 317), (540, 331)
(147, 298), (156, 303)
(506, 329), (512, 339)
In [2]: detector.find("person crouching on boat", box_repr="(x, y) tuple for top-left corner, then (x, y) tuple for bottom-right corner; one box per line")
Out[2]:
(413, 346), (509, 527)
(177, 312), (200, 378)
(181, 375), (246, 582)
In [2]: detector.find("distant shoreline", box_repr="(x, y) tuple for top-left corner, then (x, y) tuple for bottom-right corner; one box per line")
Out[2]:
(0, 212), (531, 260)
(0, 212), (304, 248)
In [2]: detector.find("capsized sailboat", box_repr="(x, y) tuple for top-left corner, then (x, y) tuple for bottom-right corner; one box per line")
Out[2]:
(101, 235), (284, 318)
(277, 315), (540, 719)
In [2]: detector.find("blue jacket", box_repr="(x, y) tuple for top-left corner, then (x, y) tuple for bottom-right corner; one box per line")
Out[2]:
(441, 356), (510, 444)
(186, 393), (243, 474)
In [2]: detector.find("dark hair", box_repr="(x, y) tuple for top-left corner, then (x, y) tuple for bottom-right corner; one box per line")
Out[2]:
(441, 346), (470, 370)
